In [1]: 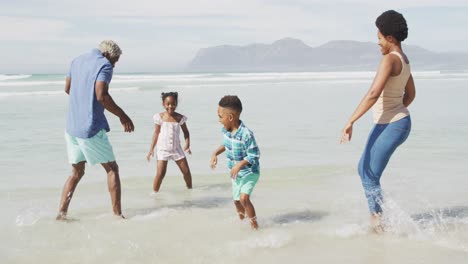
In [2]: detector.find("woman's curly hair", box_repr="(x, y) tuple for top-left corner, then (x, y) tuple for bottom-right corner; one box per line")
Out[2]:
(375, 10), (408, 42)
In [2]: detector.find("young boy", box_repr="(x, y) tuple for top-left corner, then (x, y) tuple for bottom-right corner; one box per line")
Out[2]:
(210, 95), (260, 229)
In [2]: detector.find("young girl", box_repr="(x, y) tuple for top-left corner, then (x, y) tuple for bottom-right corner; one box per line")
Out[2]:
(147, 92), (193, 192)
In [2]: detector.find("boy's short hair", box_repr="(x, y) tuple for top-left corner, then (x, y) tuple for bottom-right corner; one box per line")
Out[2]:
(219, 95), (243, 113)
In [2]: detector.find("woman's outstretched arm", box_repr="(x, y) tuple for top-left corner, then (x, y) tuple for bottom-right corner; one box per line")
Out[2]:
(341, 55), (394, 142)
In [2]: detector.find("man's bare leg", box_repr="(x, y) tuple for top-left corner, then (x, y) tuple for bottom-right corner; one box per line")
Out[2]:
(102, 161), (123, 218)
(56, 161), (86, 220)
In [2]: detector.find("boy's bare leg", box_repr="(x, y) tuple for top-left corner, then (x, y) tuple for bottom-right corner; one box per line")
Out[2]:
(175, 158), (192, 189)
(102, 161), (123, 217)
(153, 160), (168, 192)
(56, 161), (86, 220)
(240, 193), (258, 229)
(234, 200), (245, 220)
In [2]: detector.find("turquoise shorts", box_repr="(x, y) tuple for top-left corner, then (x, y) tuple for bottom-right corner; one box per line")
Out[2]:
(65, 129), (116, 165)
(232, 173), (260, 201)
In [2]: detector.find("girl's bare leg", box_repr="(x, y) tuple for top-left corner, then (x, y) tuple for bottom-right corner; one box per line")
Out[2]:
(175, 158), (192, 189)
(153, 160), (168, 192)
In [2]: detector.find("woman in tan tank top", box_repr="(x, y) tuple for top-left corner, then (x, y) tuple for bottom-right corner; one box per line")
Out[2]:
(340, 10), (416, 233)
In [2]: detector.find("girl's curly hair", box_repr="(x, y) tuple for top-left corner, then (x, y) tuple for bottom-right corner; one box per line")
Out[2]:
(161, 92), (178, 103)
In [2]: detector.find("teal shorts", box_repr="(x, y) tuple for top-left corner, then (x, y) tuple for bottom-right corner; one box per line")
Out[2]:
(65, 129), (116, 165)
(232, 173), (260, 201)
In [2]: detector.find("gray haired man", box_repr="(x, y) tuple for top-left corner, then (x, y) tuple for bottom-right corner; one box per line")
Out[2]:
(57, 40), (134, 220)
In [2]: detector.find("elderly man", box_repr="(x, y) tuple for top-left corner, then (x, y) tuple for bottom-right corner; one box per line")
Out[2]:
(56, 40), (134, 220)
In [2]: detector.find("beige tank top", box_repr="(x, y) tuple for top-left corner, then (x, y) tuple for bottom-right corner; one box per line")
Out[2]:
(373, 51), (411, 124)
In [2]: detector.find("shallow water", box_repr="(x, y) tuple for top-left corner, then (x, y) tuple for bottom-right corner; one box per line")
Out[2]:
(1, 71), (468, 263)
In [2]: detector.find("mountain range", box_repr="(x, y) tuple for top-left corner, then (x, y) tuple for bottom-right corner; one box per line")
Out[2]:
(186, 38), (468, 72)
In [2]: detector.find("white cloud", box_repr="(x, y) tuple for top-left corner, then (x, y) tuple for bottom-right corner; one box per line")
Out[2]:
(0, 0), (467, 73)
(2, 0), (268, 18)
(0, 16), (69, 41)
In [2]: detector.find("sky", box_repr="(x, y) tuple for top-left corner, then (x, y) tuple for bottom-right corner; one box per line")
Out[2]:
(1, 0), (467, 73)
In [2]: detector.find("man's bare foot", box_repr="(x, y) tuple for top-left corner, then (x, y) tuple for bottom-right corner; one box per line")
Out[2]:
(56, 212), (67, 221)
(238, 212), (245, 220)
(250, 216), (259, 230)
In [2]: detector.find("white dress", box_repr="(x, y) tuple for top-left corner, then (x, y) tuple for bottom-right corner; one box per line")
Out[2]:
(153, 114), (187, 161)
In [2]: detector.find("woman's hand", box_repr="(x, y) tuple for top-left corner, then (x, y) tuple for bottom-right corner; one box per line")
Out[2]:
(341, 123), (353, 143)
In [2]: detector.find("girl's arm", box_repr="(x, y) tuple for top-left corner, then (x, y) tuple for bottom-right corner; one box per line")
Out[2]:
(340, 55), (394, 143)
(180, 123), (191, 154)
(403, 74), (416, 107)
(146, 124), (161, 161)
(210, 145), (225, 169)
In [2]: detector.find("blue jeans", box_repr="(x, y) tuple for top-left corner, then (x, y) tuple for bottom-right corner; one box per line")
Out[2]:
(358, 116), (411, 214)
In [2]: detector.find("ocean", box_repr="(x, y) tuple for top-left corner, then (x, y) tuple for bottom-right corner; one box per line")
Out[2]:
(1, 71), (468, 263)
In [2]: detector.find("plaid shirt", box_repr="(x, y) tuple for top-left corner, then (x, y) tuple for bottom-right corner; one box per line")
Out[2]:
(222, 121), (260, 177)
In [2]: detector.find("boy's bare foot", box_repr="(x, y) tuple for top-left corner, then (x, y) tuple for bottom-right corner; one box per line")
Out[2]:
(250, 216), (259, 230)
(238, 211), (245, 220)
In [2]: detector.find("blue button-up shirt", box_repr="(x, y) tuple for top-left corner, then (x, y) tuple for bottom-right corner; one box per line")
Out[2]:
(222, 121), (260, 177)
(66, 49), (113, 138)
